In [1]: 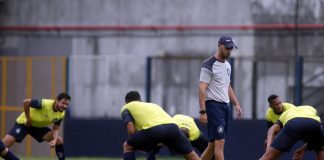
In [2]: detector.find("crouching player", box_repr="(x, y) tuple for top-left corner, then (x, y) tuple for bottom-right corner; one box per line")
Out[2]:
(2, 92), (71, 160)
(121, 91), (201, 160)
(147, 114), (208, 160)
(260, 105), (324, 160)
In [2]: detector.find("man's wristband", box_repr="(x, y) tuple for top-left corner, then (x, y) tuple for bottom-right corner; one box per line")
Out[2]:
(199, 110), (206, 114)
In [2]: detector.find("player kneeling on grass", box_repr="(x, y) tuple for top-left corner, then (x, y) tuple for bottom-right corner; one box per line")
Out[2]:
(121, 91), (201, 160)
(259, 105), (324, 160)
(0, 140), (19, 160)
(2, 92), (71, 160)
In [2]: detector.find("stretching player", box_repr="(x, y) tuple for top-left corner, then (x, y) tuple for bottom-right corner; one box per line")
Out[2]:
(264, 95), (295, 148)
(121, 91), (201, 160)
(2, 92), (71, 160)
(147, 114), (208, 160)
(259, 105), (324, 160)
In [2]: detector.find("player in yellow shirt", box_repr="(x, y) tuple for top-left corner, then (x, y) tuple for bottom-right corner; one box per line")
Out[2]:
(2, 92), (71, 160)
(259, 105), (324, 160)
(264, 95), (296, 148)
(265, 95), (295, 128)
(121, 91), (200, 160)
(173, 114), (208, 153)
(0, 140), (19, 160)
(147, 114), (208, 160)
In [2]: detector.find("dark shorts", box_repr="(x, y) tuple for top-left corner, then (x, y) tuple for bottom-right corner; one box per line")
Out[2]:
(8, 122), (51, 143)
(271, 118), (324, 152)
(127, 123), (193, 154)
(206, 100), (229, 141)
(191, 132), (208, 154)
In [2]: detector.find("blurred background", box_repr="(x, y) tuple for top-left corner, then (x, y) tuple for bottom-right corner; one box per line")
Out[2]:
(1, 0), (324, 159)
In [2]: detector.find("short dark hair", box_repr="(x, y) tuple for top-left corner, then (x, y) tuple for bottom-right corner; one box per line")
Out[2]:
(56, 92), (71, 101)
(125, 91), (141, 103)
(267, 94), (278, 104)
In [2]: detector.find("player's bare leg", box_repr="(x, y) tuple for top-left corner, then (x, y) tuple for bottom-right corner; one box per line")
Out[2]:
(184, 151), (201, 160)
(2, 135), (16, 147)
(259, 147), (282, 160)
(201, 142), (215, 160)
(42, 131), (65, 160)
(42, 131), (64, 145)
(214, 139), (225, 160)
(316, 146), (324, 160)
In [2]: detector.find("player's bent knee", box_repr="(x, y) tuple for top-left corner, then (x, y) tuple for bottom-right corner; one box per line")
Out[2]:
(42, 131), (54, 142)
(2, 135), (15, 147)
(56, 136), (64, 145)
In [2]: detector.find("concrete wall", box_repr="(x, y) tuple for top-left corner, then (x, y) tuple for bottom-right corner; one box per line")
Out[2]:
(252, 0), (324, 118)
(1, 0), (324, 118)
(1, 0), (324, 158)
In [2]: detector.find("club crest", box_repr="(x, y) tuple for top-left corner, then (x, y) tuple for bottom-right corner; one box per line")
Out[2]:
(217, 126), (224, 134)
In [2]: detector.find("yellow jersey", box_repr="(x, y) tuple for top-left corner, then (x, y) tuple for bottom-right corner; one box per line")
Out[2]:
(265, 102), (295, 123)
(16, 99), (65, 128)
(173, 114), (200, 141)
(121, 101), (175, 131)
(278, 105), (320, 126)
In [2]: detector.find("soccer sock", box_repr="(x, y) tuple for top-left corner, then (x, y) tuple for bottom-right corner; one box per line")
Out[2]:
(55, 144), (65, 160)
(123, 152), (135, 160)
(2, 150), (19, 160)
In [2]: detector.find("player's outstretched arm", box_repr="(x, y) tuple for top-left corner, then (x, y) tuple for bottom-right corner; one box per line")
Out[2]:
(126, 122), (136, 136)
(229, 85), (242, 119)
(22, 99), (32, 127)
(198, 82), (208, 124)
(265, 124), (281, 150)
(49, 124), (60, 148)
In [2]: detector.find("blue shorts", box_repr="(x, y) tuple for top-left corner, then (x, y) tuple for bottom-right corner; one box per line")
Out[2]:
(271, 118), (324, 152)
(8, 122), (51, 143)
(206, 100), (230, 141)
(127, 123), (193, 154)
